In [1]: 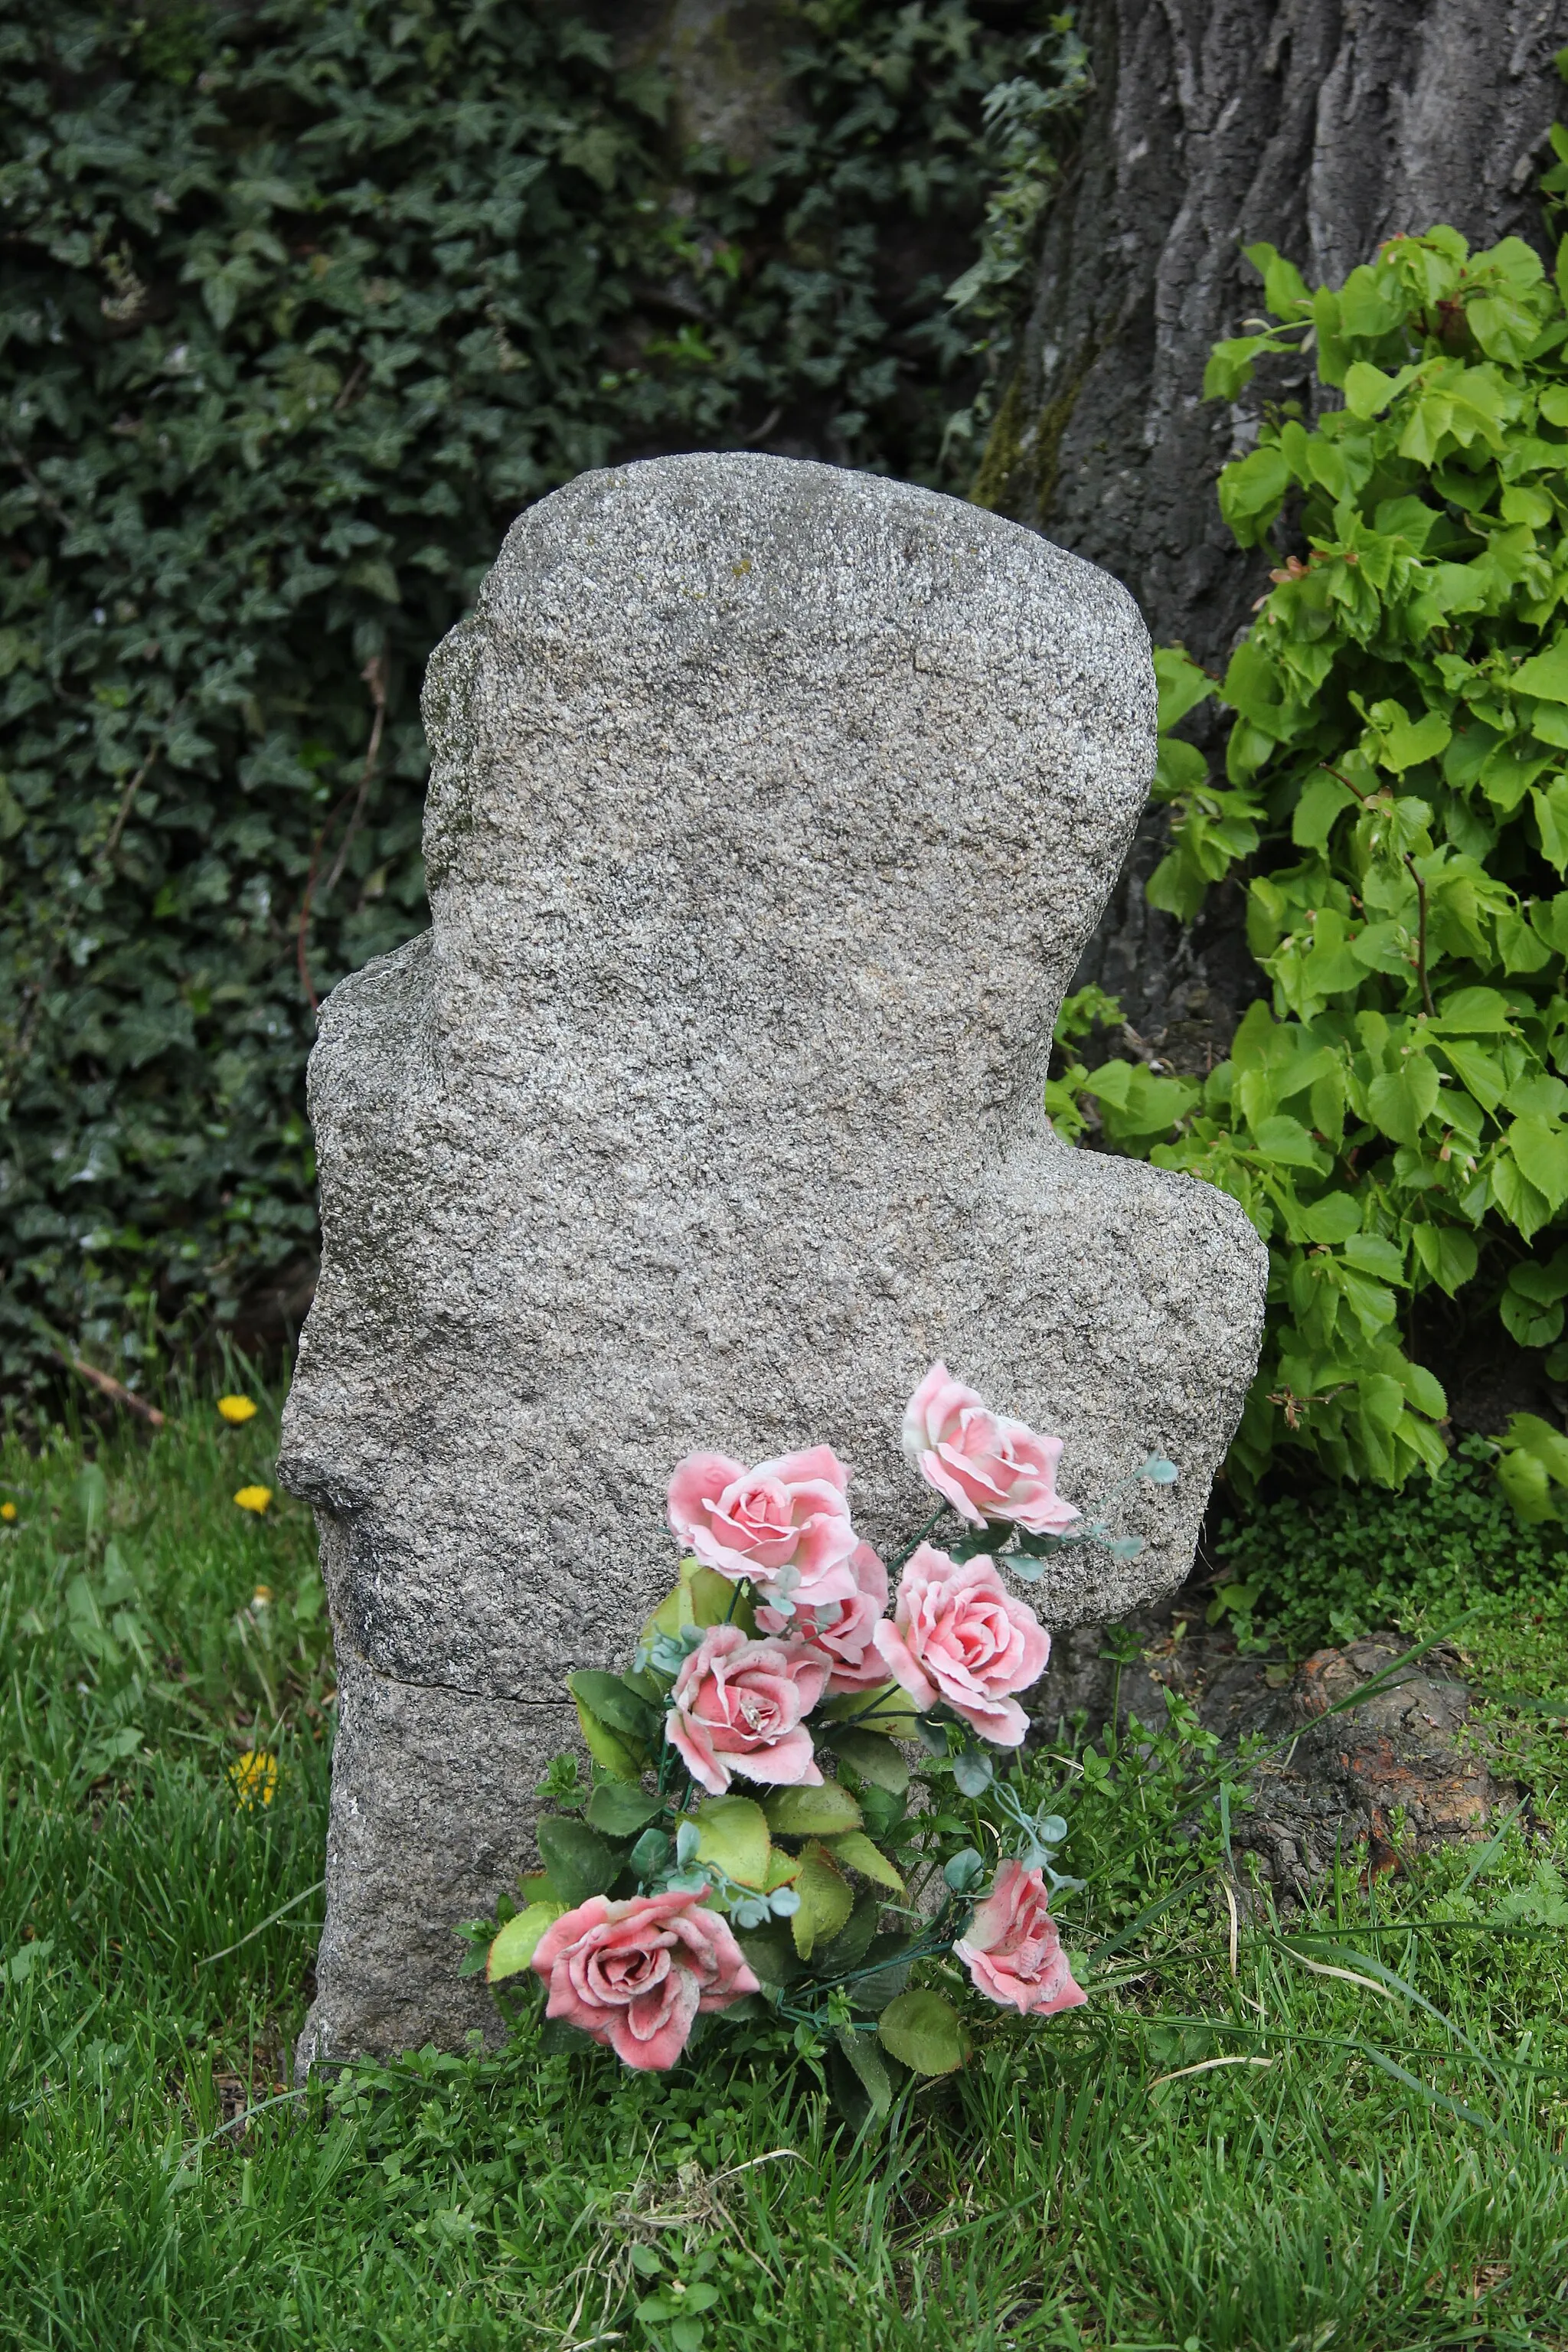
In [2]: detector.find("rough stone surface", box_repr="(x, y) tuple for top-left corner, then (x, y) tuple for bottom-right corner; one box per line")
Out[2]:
(279, 452), (1268, 2065)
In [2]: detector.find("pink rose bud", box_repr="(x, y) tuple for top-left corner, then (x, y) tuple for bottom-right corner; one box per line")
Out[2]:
(954, 1859), (1086, 2018)
(901, 1363), (1080, 1537)
(756, 1540), (890, 1694)
(667, 1444), (860, 1609)
(665, 1623), (830, 1795)
(872, 1543), (1049, 1747)
(531, 1890), (760, 2071)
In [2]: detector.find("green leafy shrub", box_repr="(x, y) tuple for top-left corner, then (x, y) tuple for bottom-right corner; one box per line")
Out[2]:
(0, 0), (1076, 1404)
(1210, 1434), (1568, 1657)
(1050, 218), (1568, 1503)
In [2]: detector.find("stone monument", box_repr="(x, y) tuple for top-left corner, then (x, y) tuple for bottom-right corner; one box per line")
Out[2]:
(279, 452), (1268, 2066)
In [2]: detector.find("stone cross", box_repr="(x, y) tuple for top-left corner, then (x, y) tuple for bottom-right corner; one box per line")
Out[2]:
(279, 453), (1267, 2066)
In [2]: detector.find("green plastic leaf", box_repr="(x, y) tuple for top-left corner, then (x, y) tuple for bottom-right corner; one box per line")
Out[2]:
(828, 1729), (910, 1794)
(877, 1989), (969, 2077)
(642, 1560), (756, 1645)
(536, 1816), (618, 1908)
(486, 1900), (566, 1982)
(789, 1842), (854, 1960)
(819, 1684), (922, 1734)
(684, 1795), (771, 1890)
(763, 1782), (864, 1837)
(567, 1671), (659, 1740)
(835, 2026), (899, 2122)
(585, 1782), (665, 1838)
(573, 1700), (642, 1783)
(820, 1831), (904, 1893)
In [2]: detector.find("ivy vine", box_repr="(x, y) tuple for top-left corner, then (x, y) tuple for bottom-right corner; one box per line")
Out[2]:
(0, 0), (1080, 1403)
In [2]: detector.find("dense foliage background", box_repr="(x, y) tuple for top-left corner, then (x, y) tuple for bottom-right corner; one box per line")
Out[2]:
(0, 0), (1079, 1405)
(1050, 209), (1568, 1508)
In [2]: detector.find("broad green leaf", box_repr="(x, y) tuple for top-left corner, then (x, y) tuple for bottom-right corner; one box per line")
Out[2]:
(487, 1901), (565, 1982)
(684, 1795), (771, 1890)
(1377, 707), (1451, 773)
(536, 1816), (618, 1908)
(1292, 769), (1357, 848)
(1250, 1113), (1325, 1167)
(1217, 444), (1290, 544)
(789, 1842), (854, 1960)
(1299, 1194), (1361, 1245)
(828, 1729), (910, 1794)
(763, 1782), (864, 1837)
(1491, 1151), (1554, 1240)
(1152, 645), (1215, 732)
(1501, 1269), (1566, 1348)
(1511, 638), (1568, 704)
(1498, 1444), (1556, 1523)
(1430, 987), (1511, 1032)
(1411, 1225), (1478, 1295)
(877, 1989), (969, 2077)
(1344, 1233), (1405, 1283)
(1508, 1116), (1568, 1211)
(820, 1831), (904, 1893)
(1367, 1058), (1441, 1144)
(1504, 1412), (1568, 1489)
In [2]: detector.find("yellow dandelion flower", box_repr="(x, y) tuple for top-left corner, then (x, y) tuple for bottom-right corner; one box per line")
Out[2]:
(252, 1583), (273, 1608)
(218, 1394), (259, 1424)
(230, 1750), (279, 1808)
(0, 1501), (16, 1522)
(234, 1485), (273, 1514)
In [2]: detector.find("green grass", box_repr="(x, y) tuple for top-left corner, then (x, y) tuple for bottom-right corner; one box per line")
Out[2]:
(3, 1399), (1568, 2350)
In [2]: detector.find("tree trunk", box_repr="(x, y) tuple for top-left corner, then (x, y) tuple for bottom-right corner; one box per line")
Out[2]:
(987, 0), (1568, 1052)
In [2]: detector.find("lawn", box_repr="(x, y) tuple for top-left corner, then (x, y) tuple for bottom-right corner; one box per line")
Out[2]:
(3, 1394), (1567, 2351)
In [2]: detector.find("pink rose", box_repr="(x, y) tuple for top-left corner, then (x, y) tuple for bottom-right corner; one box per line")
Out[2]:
(954, 1860), (1086, 2018)
(756, 1540), (890, 1694)
(667, 1445), (859, 1608)
(902, 1363), (1079, 1537)
(872, 1543), (1049, 1746)
(666, 1623), (829, 1795)
(531, 1890), (760, 2071)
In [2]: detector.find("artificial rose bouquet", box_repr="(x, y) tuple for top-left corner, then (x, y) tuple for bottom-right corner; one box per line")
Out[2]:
(470, 1365), (1176, 2097)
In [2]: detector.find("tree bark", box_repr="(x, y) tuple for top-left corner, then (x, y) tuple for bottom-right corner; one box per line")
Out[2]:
(988, 0), (1568, 1050)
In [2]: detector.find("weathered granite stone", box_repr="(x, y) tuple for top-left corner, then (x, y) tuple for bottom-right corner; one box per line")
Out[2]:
(279, 452), (1269, 2066)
